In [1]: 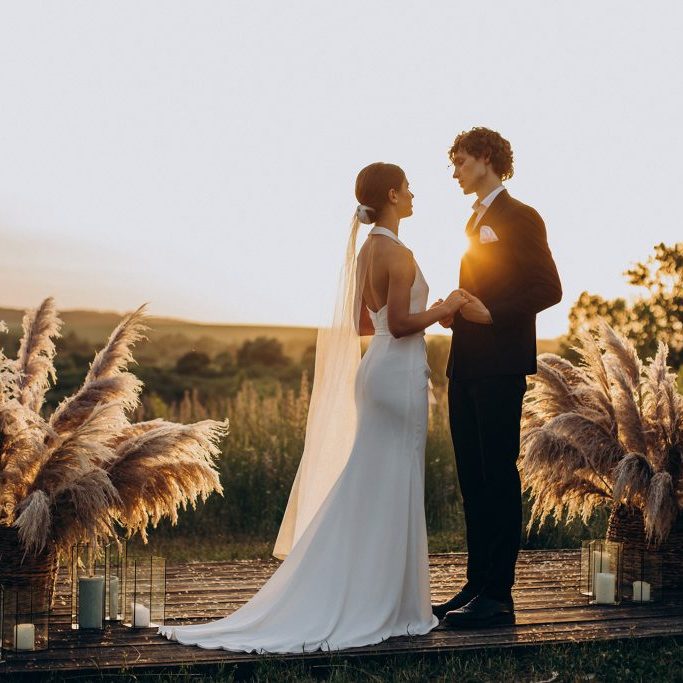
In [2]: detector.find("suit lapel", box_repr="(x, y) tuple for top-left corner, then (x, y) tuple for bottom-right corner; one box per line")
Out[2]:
(477, 189), (509, 230)
(464, 212), (479, 236)
(464, 189), (510, 238)
(477, 190), (510, 228)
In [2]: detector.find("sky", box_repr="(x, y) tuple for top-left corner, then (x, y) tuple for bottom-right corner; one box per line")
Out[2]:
(1, 1), (681, 338)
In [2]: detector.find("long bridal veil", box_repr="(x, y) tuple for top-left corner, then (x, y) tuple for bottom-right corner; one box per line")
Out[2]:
(273, 214), (368, 559)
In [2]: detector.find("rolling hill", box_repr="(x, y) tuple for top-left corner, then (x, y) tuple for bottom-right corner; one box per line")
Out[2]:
(0, 306), (561, 361)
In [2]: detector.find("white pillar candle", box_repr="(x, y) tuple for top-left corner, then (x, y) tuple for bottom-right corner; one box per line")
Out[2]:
(591, 550), (611, 593)
(633, 580), (651, 602)
(108, 576), (120, 620)
(132, 602), (150, 627)
(595, 572), (616, 604)
(14, 623), (35, 651)
(78, 576), (104, 629)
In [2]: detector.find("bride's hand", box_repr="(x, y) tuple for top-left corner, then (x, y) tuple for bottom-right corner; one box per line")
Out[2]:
(429, 298), (454, 327)
(444, 289), (470, 314)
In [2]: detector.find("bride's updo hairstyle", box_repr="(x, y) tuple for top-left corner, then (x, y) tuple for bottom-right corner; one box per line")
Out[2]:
(355, 162), (406, 225)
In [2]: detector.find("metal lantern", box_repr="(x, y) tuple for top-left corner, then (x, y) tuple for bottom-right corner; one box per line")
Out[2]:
(0, 584), (50, 652)
(123, 556), (166, 628)
(580, 539), (624, 605)
(70, 544), (106, 630)
(104, 541), (127, 622)
(622, 546), (663, 603)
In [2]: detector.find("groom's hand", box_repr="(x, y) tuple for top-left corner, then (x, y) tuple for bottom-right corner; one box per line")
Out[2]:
(460, 293), (493, 325)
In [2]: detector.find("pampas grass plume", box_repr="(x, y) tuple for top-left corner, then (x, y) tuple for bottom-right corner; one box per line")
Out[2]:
(520, 323), (681, 541)
(0, 301), (228, 558)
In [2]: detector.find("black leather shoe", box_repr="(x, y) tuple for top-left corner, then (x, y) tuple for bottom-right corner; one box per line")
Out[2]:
(432, 588), (478, 620)
(443, 594), (515, 628)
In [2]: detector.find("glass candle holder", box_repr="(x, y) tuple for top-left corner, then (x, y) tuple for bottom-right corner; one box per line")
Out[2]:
(580, 539), (623, 605)
(104, 541), (127, 622)
(123, 556), (166, 628)
(622, 546), (663, 603)
(0, 584), (50, 652)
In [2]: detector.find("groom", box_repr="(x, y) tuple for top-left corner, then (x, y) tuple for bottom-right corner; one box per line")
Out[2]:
(434, 127), (562, 627)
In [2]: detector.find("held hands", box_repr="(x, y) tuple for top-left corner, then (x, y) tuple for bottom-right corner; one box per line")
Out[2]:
(432, 290), (493, 327)
(443, 289), (470, 314)
(429, 298), (452, 328)
(430, 290), (471, 328)
(459, 292), (493, 325)
(429, 298), (453, 328)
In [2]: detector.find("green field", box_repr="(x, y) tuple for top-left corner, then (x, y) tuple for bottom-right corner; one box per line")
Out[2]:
(0, 304), (573, 547)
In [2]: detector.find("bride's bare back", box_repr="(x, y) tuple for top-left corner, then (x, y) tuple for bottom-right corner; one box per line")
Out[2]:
(358, 229), (465, 338)
(359, 234), (415, 313)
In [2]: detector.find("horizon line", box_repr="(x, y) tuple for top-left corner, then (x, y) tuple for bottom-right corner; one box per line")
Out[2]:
(0, 303), (564, 341)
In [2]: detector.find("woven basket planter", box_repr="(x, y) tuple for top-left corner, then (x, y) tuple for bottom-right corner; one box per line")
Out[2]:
(606, 504), (683, 591)
(0, 526), (59, 608)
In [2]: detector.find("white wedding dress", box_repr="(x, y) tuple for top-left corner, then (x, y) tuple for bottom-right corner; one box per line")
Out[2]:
(159, 226), (438, 652)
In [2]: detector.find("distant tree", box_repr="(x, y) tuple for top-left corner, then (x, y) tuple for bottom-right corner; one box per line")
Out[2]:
(214, 350), (234, 374)
(55, 330), (97, 358)
(140, 333), (194, 366)
(237, 337), (290, 368)
(566, 242), (682, 368)
(175, 350), (212, 375)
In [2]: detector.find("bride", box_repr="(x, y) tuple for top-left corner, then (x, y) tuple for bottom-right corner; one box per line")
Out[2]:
(159, 162), (469, 653)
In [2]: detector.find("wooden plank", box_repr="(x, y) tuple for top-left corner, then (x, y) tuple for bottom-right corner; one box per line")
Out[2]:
(7, 617), (683, 675)
(1, 549), (681, 675)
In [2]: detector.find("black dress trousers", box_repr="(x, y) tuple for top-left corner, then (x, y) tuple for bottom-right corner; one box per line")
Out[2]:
(448, 374), (527, 601)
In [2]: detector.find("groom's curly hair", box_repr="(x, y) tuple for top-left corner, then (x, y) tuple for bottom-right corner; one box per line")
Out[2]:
(448, 127), (514, 181)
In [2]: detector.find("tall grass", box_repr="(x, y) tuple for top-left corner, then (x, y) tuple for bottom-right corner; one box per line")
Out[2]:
(31, 636), (683, 682)
(136, 377), (308, 538)
(136, 373), (605, 552)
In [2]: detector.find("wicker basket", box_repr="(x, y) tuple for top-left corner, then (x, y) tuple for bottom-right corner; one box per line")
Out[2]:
(607, 504), (683, 591)
(0, 526), (58, 607)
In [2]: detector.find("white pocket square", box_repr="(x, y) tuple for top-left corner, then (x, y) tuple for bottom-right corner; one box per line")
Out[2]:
(479, 225), (499, 244)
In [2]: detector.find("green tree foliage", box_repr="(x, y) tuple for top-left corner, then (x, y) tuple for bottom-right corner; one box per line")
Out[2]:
(237, 336), (289, 368)
(567, 243), (683, 368)
(40, 331), (305, 409)
(214, 350), (234, 373)
(175, 350), (212, 375)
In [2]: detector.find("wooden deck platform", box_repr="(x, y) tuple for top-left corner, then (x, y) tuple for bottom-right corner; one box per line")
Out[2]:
(2, 549), (682, 676)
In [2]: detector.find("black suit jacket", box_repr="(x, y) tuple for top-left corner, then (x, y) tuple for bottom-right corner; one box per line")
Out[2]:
(447, 190), (562, 380)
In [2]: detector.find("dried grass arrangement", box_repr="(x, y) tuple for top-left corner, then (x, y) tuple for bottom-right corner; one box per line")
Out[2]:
(0, 299), (229, 564)
(520, 322), (682, 550)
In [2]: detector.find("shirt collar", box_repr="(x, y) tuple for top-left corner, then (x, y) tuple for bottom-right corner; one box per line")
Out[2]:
(472, 184), (505, 212)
